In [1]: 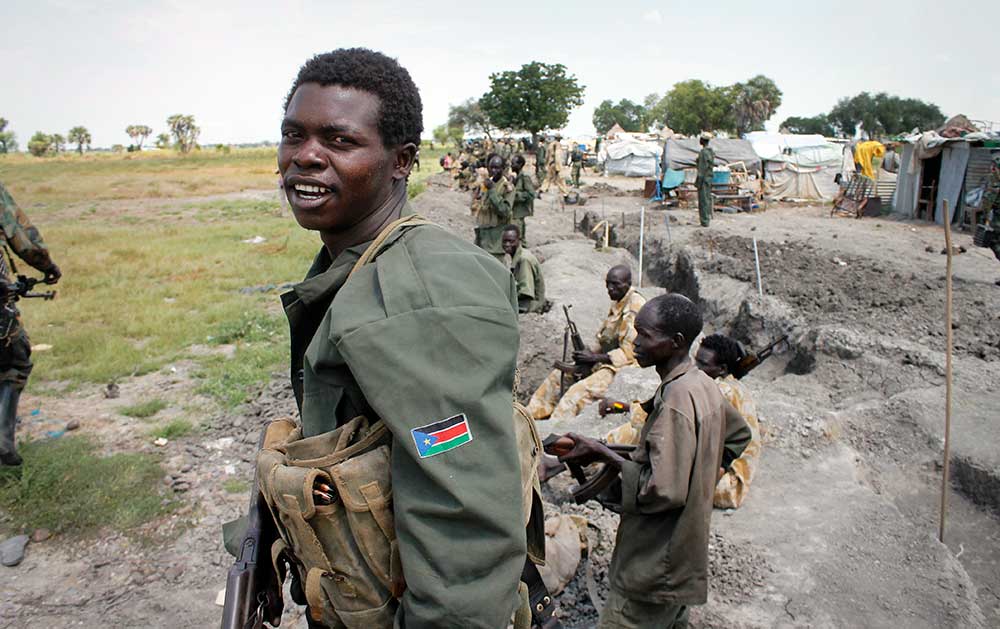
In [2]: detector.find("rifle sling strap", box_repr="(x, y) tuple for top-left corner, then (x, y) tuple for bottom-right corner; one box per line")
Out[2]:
(521, 557), (563, 629)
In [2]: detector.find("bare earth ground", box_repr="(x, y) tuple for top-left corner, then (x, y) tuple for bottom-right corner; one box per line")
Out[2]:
(2, 170), (999, 627)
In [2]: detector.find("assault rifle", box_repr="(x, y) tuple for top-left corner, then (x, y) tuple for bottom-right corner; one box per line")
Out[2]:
(221, 429), (282, 629)
(542, 434), (635, 512)
(2, 274), (57, 301)
(553, 305), (589, 396)
(735, 335), (788, 379)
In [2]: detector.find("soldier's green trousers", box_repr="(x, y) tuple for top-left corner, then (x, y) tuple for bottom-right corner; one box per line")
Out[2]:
(571, 164), (581, 187)
(697, 183), (713, 227)
(598, 588), (689, 628)
(0, 328), (32, 389)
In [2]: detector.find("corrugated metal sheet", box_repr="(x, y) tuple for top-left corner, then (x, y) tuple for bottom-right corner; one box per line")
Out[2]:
(965, 147), (998, 193)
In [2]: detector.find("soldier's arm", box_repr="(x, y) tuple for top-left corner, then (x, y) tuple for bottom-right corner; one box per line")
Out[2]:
(721, 398), (752, 470)
(486, 182), (513, 220)
(334, 234), (525, 629)
(618, 406), (697, 514)
(0, 184), (58, 275)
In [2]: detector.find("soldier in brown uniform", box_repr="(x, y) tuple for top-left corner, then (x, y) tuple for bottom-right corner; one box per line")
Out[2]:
(0, 183), (61, 466)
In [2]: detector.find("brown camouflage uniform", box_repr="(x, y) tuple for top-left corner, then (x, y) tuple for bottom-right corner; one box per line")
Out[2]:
(0, 183), (57, 387)
(527, 288), (645, 421)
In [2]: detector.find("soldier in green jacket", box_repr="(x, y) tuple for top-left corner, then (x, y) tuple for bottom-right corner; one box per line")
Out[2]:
(274, 48), (528, 628)
(0, 183), (61, 466)
(695, 133), (715, 227)
(553, 294), (751, 628)
(472, 154), (514, 261)
(534, 137), (547, 187)
(510, 154), (535, 243)
(502, 224), (546, 314)
(570, 146), (583, 188)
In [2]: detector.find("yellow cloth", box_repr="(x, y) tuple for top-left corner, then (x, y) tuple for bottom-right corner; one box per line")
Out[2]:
(854, 141), (886, 180)
(605, 374), (762, 509)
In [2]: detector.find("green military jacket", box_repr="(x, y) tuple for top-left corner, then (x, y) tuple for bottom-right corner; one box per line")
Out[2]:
(0, 182), (56, 278)
(510, 245), (545, 314)
(511, 171), (535, 219)
(606, 358), (751, 605)
(535, 143), (546, 172)
(695, 147), (715, 188)
(280, 207), (526, 628)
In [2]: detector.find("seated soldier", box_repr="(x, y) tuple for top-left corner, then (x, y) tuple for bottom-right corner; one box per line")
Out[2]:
(603, 332), (762, 509)
(501, 224), (546, 314)
(527, 264), (645, 421)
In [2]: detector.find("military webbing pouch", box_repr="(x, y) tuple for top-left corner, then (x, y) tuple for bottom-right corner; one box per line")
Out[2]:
(258, 415), (399, 629)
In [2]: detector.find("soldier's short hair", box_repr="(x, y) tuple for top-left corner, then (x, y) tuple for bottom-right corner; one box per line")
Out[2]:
(649, 294), (702, 346)
(699, 333), (745, 376)
(512, 154), (526, 168)
(285, 48), (423, 148)
(487, 153), (506, 167)
(502, 224), (521, 237)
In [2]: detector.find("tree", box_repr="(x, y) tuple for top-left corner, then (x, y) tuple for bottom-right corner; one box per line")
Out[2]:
(780, 115), (834, 136)
(730, 75), (782, 136)
(447, 99), (493, 140)
(125, 124), (152, 150)
(0, 118), (16, 154)
(67, 126), (91, 154)
(479, 62), (585, 143)
(166, 114), (200, 153)
(827, 92), (944, 139)
(155, 132), (171, 149)
(653, 80), (733, 136)
(432, 123), (463, 147)
(27, 132), (53, 157)
(592, 99), (648, 133)
(50, 133), (66, 153)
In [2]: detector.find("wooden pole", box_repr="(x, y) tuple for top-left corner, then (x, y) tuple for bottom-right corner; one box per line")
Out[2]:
(939, 199), (954, 544)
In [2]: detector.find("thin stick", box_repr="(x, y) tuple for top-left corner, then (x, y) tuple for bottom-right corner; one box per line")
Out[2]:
(752, 237), (763, 298)
(638, 205), (646, 288)
(664, 213), (672, 245)
(939, 199), (954, 544)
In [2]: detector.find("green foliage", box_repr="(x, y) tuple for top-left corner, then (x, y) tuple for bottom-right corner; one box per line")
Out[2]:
(0, 118), (16, 154)
(155, 132), (171, 149)
(592, 99), (647, 133)
(167, 114), (200, 153)
(652, 80), (733, 136)
(828, 92), (945, 139)
(433, 123), (463, 147)
(119, 398), (169, 419)
(780, 115), (835, 136)
(480, 62), (585, 137)
(195, 340), (287, 409)
(67, 126), (91, 154)
(50, 133), (66, 153)
(447, 98), (493, 139)
(0, 436), (173, 535)
(150, 418), (194, 440)
(126, 124), (152, 150)
(730, 75), (783, 135)
(27, 131), (53, 157)
(208, 311), (283, 345)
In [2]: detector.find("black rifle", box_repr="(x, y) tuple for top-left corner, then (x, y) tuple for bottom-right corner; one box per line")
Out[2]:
(0, 248), (56, 340)
(736, 335), (788, 379)
(542, 434), (635, 512)
(553, 305), (589, 396)
(221, 429), (282, 629)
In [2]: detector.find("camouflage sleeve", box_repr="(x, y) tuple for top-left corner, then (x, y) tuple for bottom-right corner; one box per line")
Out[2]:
(608, 308), (639, 367)
(0, 183), (55, 273)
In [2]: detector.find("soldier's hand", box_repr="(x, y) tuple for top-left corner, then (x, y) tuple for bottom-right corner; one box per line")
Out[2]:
(598, 398), (627, 417)
(43, 264), (61, 285)
(483, 177), (494, 190)
(557, 432), (615, 467)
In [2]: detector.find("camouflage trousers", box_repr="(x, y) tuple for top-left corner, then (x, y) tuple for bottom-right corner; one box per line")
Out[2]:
(712, 411), (760, 509)
(541, 166), (568, 195)
(0, 326), (32, 389)
(527, 367), (615, 421)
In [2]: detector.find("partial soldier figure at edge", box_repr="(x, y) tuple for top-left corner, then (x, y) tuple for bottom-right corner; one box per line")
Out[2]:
(0, 183), (61, 466)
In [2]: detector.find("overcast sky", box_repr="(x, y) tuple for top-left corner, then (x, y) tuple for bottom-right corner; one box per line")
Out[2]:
(2, 0), (997, 148)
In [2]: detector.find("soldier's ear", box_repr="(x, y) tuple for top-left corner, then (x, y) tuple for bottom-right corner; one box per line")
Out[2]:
(393, 143), (417, 180)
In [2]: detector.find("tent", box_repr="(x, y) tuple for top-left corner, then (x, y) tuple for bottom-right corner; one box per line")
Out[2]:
(605, 123), (626, 140)
(602, 136), (662, 177)
(745, 132), (843, 200)
(893, 131), (999, 224)
(661, 138), (761, 173)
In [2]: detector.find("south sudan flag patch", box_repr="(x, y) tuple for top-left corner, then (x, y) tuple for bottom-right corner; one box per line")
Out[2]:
(411, 414), (473, 458)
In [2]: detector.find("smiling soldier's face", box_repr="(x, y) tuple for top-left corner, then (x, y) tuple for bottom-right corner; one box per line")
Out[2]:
(277, 83), (398, 233)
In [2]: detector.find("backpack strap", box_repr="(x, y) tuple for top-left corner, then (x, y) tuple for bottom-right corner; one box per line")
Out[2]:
(347, 214), (433, 279)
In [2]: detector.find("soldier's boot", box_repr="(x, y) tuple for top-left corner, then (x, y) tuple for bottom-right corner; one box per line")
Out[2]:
(0, 382), (22, 466)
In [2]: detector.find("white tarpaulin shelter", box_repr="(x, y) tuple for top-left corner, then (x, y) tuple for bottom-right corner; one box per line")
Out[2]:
(601, 137), (662, 177)
(746, 132), (842, 200)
